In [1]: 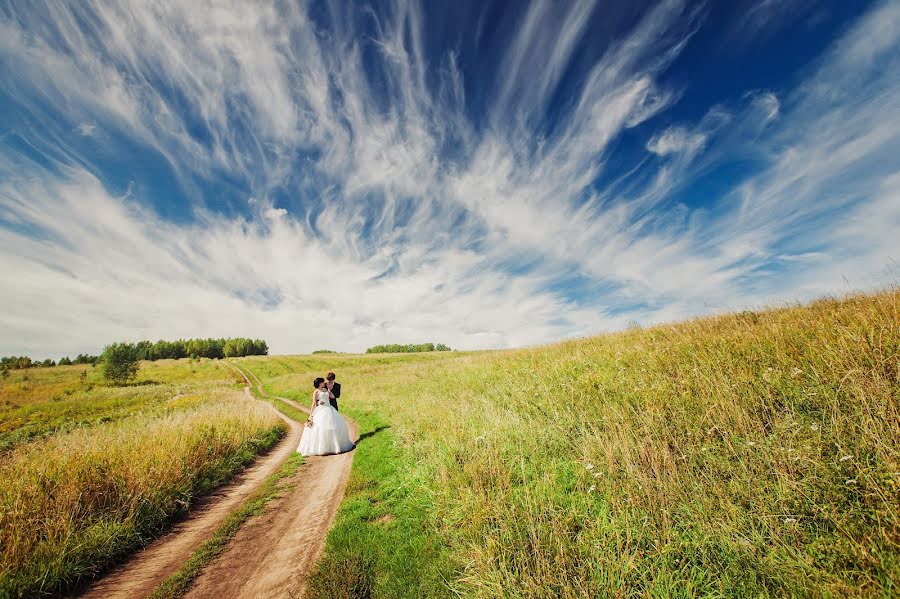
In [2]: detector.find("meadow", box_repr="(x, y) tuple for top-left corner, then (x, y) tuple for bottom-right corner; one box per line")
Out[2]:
(239, 289), (898, 598)
(0, 359), (286, 597)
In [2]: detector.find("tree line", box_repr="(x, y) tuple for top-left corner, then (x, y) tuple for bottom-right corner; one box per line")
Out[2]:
(120, 337), (269, 361)
(1, 337), (268, 375)
(365, 343), (451, 353)
(1, 354), (99, 370)
(99, 338), (268, 385)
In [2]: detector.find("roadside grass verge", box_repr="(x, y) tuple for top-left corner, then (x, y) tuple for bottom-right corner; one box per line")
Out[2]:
(149, 453), (305, 599)
(230, 362), (309, 421)
(0, 390), (285, 598)
(304, 407), (455, 598)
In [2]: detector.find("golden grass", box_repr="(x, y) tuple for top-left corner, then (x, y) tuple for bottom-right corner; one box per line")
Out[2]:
(248, 289), (899, 597)
(0, 359), (244, 452)
(0, 363), (284, 597)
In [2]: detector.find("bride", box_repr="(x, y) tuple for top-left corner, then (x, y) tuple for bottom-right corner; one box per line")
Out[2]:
(297, 377), (354, 456)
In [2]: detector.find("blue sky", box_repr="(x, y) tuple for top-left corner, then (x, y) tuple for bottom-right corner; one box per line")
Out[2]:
(1, 0), (898, 357)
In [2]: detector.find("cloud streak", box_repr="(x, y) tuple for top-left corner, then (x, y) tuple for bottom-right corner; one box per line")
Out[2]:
(0, 0), (897, 357)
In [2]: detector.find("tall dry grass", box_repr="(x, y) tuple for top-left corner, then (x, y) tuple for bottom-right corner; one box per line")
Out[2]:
(0, 388), (285, 597)
(0, 358), (243, 452)
(255, 289), (898, 597)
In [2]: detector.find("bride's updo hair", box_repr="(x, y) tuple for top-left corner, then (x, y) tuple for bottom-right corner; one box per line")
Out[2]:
(313, 377), (325, 389)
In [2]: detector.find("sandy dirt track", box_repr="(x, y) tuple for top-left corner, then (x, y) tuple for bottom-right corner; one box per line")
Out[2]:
(181, 365), (359, 598)
(183, 423), (358, 598)
(77, 363), (357, 599)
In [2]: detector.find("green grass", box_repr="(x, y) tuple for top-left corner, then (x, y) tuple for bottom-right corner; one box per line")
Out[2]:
(149, 453), (305, 599)
(4, 290), (895, 597)
(304, 408), (454, 598)
(240, 289), (899, 598)
(230, 362), (310, 422)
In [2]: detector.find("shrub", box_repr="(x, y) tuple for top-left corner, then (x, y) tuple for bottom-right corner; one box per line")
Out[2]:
(101, 343), (140, 386)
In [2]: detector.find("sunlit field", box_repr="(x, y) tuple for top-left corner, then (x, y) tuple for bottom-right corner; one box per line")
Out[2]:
(241, 289), (899, 598)
(0, 359), (285, 597)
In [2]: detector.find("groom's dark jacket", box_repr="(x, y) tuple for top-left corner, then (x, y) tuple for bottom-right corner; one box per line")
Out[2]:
(329, 382), (341, 411)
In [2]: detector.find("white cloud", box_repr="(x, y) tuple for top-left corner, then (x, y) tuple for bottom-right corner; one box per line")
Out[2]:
(0, 165), (618, 357)
(75, 123), (97, 136)
(646, 126), (708, 157)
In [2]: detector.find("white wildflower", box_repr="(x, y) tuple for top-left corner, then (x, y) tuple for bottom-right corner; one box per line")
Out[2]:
(585, 463), (594, 470)
(810, 424), (819, 431)
(839, 455), (852, 462)
(845, 479), (857, 485)
(588, 485), (596, 493)
(783, 517), (797, 524)
(747, 441), (756, 447)
(593, 472), (602, 478)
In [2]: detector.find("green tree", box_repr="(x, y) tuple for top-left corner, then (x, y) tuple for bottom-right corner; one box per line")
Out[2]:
(101, 343), (140, 386)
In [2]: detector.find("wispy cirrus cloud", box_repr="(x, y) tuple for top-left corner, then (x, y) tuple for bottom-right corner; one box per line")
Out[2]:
(0, 0), (897, 357)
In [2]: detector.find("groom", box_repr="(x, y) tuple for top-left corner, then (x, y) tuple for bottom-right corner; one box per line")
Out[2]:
(326, 371), (341, 411)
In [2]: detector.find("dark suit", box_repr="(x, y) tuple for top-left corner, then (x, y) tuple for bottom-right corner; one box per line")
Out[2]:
(328, 382), (341, 411)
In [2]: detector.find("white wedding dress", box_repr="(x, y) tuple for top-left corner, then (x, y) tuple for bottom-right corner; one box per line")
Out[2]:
(297, 389), (354, 456)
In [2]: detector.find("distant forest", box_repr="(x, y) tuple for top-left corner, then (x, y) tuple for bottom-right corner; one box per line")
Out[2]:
(1, 354), (99, 370)
(124, 337), (268, 360)
(365, 343), (451, 353)
(1, 337), (268, 371)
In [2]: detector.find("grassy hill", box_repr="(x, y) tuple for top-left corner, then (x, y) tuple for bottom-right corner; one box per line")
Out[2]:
(1, 289), (896, 597)
(239, 289), (898, 598)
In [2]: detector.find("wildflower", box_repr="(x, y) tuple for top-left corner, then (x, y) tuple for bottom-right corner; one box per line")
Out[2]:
(747, 441), (756, 447)
(593, 472), (602, 478)
(810, 424), (819, 431)
(839, 455), (852, 462)
(585, 463), (594, 470)
(783, 517), (797, 524)
(588, 485), (596, 493)
(845, 479), (857, 485)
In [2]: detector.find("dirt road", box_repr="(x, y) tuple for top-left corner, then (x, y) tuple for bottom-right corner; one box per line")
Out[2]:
(79, 363), (357, 598)
(183, 424), (357, 598)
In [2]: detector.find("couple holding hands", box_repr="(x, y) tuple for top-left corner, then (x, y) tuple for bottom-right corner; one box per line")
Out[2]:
(296, 371), (355, 456)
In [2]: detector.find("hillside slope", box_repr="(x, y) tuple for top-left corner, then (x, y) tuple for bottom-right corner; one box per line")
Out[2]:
(248, 289), (898, 598)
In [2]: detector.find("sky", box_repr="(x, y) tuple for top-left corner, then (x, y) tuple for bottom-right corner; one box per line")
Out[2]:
(1, 0), (898, 358)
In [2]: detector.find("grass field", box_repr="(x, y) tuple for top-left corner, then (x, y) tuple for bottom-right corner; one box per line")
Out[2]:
(0, 358), (286, 598)
(240, 289), (899, 598)
(2, 289), (896, 598)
